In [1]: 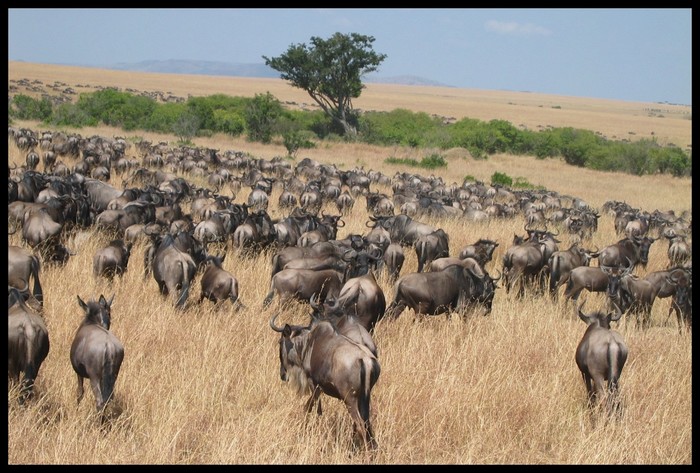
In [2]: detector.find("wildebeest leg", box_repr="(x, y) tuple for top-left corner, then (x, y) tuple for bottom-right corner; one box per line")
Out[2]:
(384, 300), (406, 319)
(90, 377), (105, 412)
(19, 362), (38, 403)
(76, 374), (85, 405)
(305, 385), (323, 416)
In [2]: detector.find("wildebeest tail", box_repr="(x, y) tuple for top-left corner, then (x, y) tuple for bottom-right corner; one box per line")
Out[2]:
(357, 357), (380, 423)
(550, 255), (560, 294)
(100, 353), (118, 411)
(175, 260), (190, 309)
(416, 241), (427, 272)
(30, 254), (43, 304)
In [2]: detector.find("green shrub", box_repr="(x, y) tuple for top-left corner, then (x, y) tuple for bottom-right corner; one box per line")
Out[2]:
(283, 130), (316, 158)
(491, 171), (513, 187)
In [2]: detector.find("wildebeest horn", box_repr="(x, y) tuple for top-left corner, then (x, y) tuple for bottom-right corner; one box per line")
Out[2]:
(576, 297), (590, 321)
(269, 312), (284, 332)
(622, 256), (634, 275)
(336, 219), (345, 227)
(365, 220), (376, 228)
(610, 301), (623, 322)
(491, 268), (502, 282)
(309, 292), (321, 310)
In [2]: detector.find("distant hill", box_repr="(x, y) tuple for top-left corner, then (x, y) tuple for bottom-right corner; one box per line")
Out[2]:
(101, 59), (451, 87)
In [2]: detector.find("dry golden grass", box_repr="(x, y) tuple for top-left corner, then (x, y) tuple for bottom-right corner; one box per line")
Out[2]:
(7, 65), (691, 465)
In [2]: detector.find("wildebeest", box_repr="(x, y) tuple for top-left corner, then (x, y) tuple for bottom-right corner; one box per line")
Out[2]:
(427, 258), (500, 316)
(382, 243), (405, 283)
(665, 233), (691, 268)
(548, 243), (598, 298)
(93, 239), (132, 280)
(666, 269), (692, 333)
(320, 269), (386, 333)
(8, 286), (50, 404)
(457, 238), (499, 268)
(501, 231), (547, 298)
(563, 266), (609, 303)
(414, 228), (450, 273)
(602, 260), (659, 329)
(269, 312), (380, 450)
(384, 263), (486, 320)
(198, 254), (244, 310)
(575, 299), (628, 417)
(8, 245), (43, 306)
(309, 294), (378, 356)
(598, 235), (656, 270)
(263, 267), (346, 308)
(70, 294), (124, 422)
(367, 214), (436, 248)
(149, 232), (199, 309)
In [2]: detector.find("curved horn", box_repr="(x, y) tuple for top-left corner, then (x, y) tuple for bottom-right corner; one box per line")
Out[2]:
(490, 268), (502, 282)
(269, 312), (284, 332)
(309, 292), (321, 310)
(576, 297), (590, 322)
(622, 256), (634, 275)
(610, 301), (623, 322)
(336, 219), (345, 227)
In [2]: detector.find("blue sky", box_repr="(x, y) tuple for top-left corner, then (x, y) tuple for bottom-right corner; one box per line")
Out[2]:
(8, 8), (692, 105)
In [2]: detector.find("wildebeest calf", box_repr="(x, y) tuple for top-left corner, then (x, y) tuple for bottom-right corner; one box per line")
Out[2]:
(93, 239), (132, 280)
(199, 254), (244, 310)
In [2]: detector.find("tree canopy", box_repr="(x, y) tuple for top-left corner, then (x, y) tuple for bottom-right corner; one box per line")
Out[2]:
(263, 32), (387, 138)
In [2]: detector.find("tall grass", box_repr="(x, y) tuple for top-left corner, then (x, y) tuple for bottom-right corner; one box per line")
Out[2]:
(7, 99), (691, 464)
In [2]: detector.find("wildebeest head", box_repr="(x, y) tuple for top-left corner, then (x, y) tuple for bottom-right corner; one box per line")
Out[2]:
(77, 293), (115, 330)
(269, 312), (311, 390)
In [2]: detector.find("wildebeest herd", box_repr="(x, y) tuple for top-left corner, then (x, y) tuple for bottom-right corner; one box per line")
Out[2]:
(8, 126), (692, 451)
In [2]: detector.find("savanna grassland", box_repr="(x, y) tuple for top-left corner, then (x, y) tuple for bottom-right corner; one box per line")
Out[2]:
(7, 62), (692, 465)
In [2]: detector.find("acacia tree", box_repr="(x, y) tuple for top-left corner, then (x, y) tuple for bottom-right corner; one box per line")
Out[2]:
(263, 32), (387, 138)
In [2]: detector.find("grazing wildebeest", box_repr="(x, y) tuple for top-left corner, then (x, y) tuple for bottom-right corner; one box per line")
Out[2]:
(427, 258), (501, 316)
(269, 312), (380, 451)
(8, 245), (43, 306)
(70, 294), (124, 422)
(8, 286), (50, 404)
(198, 254), (244, 310)
(93, 239), (132, 280)
(575, 299), (628, 417)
